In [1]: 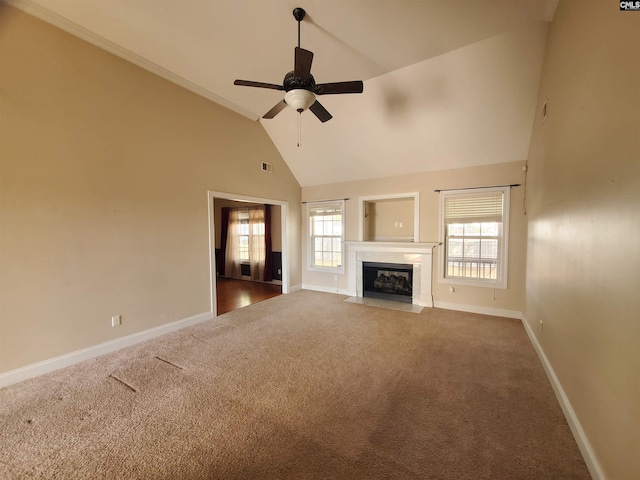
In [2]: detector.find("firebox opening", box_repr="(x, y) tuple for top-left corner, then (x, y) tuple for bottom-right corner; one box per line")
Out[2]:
(362, 262), (413, 304)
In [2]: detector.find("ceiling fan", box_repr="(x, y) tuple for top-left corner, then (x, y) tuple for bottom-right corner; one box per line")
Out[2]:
(233, 7), (364, 123)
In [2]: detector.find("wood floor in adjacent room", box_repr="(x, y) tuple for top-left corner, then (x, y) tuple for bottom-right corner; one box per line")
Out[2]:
(216, 277), (282, 315)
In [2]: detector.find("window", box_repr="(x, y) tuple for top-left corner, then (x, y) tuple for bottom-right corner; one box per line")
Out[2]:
(308, 201), (344, 272)
(224, 206), (267, 281)
(439, 187), (510, 288)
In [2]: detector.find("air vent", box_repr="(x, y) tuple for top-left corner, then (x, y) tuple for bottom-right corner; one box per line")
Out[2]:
(261, 162), (273, 173)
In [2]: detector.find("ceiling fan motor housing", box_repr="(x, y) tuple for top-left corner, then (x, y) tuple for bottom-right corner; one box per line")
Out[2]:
(283, 71), (315, 92)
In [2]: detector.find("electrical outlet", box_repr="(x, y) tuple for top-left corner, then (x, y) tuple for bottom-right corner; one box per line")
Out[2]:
(111, 315), (121, 327)
(539, 319), (543, 333)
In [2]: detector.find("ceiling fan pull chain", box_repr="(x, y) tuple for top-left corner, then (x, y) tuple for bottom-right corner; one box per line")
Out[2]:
(297, 112), (302, 147)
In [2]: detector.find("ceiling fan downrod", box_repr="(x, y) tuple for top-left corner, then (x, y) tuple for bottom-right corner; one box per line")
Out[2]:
(293, 7), (306, 48)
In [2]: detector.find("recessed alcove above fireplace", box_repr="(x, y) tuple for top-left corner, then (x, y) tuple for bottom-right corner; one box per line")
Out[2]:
(358, 193), (419, 243)
(345, 242), (439, 307)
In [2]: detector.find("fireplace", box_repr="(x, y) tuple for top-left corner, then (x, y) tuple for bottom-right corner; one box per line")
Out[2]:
(363, 262), (413, 303)
(345, 241), (438, 307)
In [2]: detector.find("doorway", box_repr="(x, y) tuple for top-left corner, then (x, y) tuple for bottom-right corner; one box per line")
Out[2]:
(207, 191), (289, 316)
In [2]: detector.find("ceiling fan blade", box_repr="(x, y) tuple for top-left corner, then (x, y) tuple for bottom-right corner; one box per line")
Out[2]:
(294, 47), (314, 75)
(309, 100), (332, 123)
(262, 99), (288, 119)
(314, 81), (364, 95)
(234, 80), (284, 90)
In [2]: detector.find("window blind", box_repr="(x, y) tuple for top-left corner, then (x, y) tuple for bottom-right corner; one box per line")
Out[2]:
(444, 191), (503, 224)
(309, 204), (342, 216)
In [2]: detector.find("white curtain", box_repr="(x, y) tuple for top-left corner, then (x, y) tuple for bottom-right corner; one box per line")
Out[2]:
(249, 207), (266, 281)
(224, 206), (265, 280)
(224, 208), (241, 278)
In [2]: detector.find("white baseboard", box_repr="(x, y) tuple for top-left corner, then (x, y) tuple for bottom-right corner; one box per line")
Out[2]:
(289, 283), (303, 293)
(414, 296), (434, 308)
(0, 311), (212, 389)
(520, 313), (605, 480)
(433, 300), (522, 319)
(301, 283), (352, 296)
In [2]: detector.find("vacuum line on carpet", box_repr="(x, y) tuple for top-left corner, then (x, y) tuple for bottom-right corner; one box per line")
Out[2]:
(209, 323), (235, 330)
(109, 374), (137, 392)
(154, 356), (184, 370)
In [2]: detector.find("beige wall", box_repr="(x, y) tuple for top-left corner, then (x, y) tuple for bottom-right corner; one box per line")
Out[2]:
(0, 7), (301, 373)
(302, 161), (527, 313)
(525, 1), (640, 478)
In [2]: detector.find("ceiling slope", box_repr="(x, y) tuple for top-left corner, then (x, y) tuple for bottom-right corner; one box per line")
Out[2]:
(8, 0), (555, 186)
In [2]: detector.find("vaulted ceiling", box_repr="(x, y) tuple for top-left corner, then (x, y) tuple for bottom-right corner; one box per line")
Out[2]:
(10, 0), (557, 186)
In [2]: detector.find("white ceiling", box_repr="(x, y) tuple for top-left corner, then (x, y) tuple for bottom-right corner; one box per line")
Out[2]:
(10, 0), (557, 187)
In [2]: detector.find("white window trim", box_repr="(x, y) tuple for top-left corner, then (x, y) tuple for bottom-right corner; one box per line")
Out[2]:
(307, 200), (345, 274)
(438, 186), (510, 289)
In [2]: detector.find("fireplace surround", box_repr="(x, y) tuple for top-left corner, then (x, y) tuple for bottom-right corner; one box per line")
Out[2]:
(345, 242), (438, 307)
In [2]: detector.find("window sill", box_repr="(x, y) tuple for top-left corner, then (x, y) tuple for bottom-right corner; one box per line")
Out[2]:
(439, 276), (507, 289)
(308, 265), (345, 274)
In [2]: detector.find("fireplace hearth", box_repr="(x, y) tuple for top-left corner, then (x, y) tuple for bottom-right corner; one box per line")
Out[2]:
(363, 262), (413, 304)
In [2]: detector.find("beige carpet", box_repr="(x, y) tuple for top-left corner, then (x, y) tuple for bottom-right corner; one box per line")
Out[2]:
(0, 290), (590, 479)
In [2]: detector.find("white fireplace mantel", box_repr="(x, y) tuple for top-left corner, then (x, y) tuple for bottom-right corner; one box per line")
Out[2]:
(345, 241), (439, 307)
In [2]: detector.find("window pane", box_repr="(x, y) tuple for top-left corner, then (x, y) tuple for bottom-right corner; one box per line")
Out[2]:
(325, 219), (334, 236)
(464, 239), (480, 258)
(313, 218), (324, 235)
(464, 223), (480, 236)
(448, 224), (464, 236)
(448, 238), (463, 258)
(481, 239), (498, 259)
(481, 222), (498, 236)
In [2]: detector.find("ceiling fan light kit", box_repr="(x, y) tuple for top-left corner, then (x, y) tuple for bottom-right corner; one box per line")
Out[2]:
(284, 89), (316, 112)
(233, 7), (364, 124)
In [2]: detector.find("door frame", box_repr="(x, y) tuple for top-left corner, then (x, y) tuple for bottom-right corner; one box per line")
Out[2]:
(207, 190), (290, 317)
